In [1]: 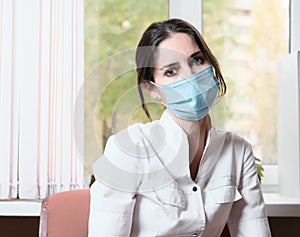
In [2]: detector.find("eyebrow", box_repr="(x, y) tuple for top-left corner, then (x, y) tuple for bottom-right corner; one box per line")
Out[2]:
(159, 62), (179, 70)
(190, 50), (202, 58)
(158, 50), (203, 70)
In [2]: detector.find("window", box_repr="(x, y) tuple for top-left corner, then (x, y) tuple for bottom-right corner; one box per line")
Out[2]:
(0, 0), (298, 215)
(202, 0), (289, 192)
(203, 0), (289, 166)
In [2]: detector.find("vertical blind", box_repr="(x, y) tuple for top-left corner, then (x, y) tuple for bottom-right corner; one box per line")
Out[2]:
(0, 0), (84, 199)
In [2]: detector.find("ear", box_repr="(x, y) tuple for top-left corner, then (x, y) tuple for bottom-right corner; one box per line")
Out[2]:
(142, 80), (162, 101)
(142, 80), (153, 91)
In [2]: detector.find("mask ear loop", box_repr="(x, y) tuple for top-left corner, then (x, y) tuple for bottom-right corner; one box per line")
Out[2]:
(149, 81), (168, 107)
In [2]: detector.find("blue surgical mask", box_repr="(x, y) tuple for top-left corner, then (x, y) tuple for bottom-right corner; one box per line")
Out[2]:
(151, 65), (219, 121)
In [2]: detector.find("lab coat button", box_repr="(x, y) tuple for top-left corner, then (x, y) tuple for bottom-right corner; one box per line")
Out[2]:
(192, 186), (198, 192)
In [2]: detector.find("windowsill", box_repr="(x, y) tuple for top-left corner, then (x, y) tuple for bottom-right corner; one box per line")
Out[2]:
(263, 193), (300, 217)
(0, 193), (300, 217)
(0, 200), (42, 216)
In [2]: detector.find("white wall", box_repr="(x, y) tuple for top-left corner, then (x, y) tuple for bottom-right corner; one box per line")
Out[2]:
(290, 0), (300, 53)
(168, 0), (202, 33)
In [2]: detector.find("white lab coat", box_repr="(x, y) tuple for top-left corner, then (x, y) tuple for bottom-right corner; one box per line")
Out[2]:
(89, 111), (271, 237)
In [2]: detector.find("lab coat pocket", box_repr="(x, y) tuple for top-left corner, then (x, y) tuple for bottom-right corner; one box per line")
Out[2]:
(153, 183), (186, 234)
(154, 185), (186, 208)
(89, 188), (135, 236)
(154, 189), (183, 225)
(205, 185), (242, 204)
(203, 186), (242, 227)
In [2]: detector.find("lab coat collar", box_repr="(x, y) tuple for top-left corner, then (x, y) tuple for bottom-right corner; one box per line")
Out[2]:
(159, 111), (188, 146)
(159, 111), (225, 180)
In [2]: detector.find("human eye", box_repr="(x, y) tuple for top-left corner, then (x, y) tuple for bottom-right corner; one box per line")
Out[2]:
(189, 56), (204, 67)
(164, 68), (178, 77)
(188, 51), (207, 68)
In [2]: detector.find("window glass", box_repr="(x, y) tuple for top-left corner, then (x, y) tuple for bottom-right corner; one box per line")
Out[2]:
(203, 0), (289, 165)
(84, 0), (168, 184)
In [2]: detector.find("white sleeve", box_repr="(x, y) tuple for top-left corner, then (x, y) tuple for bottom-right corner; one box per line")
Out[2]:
(228, 143), (271, 237)
(88, 180), (136, 237)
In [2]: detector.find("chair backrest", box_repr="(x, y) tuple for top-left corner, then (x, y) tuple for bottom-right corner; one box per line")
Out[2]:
(39, 189), (90, 237)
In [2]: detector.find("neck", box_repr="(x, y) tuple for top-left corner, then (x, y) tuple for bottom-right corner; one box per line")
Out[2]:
(167, 111), (210, 138)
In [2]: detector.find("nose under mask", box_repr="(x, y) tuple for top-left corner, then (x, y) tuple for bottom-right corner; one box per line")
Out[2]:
(150, 65), (219, 121)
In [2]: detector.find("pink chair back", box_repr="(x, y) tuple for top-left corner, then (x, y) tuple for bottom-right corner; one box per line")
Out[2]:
(39, 189), (90, 237)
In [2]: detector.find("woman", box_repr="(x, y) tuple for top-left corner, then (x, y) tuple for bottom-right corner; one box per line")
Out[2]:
(88, 18), (271, 237)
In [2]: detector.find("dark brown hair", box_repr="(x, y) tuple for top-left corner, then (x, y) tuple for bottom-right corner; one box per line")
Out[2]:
(135, 18), (226, 120)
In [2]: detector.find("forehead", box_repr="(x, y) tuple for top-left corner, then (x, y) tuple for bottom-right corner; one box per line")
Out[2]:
(155, 33), (200, 66)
